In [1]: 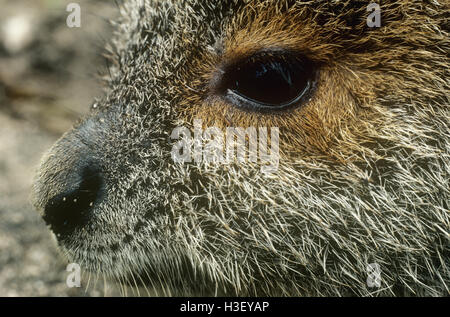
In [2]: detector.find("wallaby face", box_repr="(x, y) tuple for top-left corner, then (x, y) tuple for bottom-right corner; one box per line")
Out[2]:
(32, 0), (449, 296)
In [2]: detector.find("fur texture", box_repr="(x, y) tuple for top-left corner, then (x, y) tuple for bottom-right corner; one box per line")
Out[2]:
(33, 0), (449, 296)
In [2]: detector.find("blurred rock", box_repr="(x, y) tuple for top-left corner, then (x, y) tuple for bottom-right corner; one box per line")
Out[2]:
(0, 0), (121, 296)
(1, 14), (35, 54)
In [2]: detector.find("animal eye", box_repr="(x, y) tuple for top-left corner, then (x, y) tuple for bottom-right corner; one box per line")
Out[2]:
(217, 51), (317, 112)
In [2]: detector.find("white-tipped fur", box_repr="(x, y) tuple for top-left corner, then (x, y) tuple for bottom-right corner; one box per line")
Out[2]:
(33, 0), (449, 296)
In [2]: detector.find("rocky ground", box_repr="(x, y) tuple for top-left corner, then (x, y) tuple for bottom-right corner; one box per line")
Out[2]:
(0, 0), (121, 296)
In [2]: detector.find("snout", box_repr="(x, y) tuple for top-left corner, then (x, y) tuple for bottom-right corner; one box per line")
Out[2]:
(32, 118), (108, 241)
(42, 164), (104, 239)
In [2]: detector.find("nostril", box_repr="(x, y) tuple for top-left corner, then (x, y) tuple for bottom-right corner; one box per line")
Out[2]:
(43, 165), (104, 239)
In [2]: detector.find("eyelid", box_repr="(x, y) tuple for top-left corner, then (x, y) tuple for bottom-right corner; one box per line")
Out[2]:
(227, 79), (314, 113)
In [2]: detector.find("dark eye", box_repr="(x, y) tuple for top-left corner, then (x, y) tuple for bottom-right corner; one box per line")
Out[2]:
(216, 51), (317, 112)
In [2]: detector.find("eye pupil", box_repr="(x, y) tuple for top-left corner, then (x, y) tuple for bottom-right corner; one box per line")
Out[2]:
(218, 51), (316, 112)
(232, 60), (300, 105)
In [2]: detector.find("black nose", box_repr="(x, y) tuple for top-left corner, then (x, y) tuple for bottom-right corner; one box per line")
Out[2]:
(43, 165), (104, 239)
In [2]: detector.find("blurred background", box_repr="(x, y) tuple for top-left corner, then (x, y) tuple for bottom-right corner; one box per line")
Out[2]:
(0, 0), (120, 296)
